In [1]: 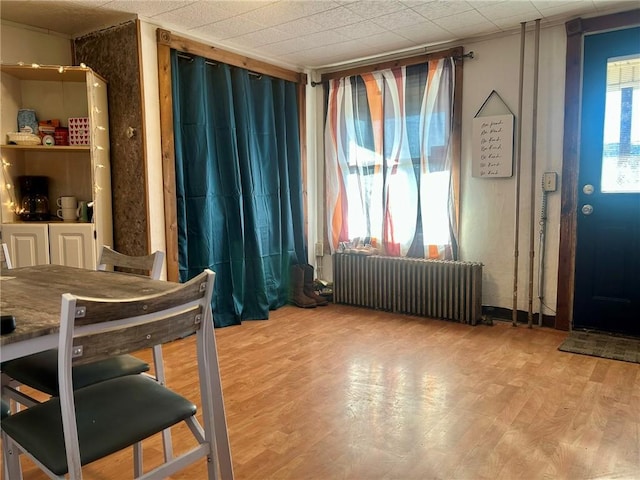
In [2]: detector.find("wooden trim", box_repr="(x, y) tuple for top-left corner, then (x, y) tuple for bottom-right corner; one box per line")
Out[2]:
(320, 46), (463, 82)
(556, 8), (640, 331)
(157, 35), (180, 282)
(136, 19), (152, 255)
(156, 28), (306, 85)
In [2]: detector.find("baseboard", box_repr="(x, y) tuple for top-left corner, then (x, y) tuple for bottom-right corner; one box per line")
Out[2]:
(482, 306), (556, 328)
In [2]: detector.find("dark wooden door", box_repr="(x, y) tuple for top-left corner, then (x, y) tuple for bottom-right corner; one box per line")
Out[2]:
(573, 27), (640, 336)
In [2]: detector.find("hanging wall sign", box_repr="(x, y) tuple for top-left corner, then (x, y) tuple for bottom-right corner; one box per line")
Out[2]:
(472, 114), (514, 177)
(472, 90), (514, 178)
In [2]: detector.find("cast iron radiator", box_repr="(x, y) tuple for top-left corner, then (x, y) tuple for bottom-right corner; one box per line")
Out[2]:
(333, 253), (483, 325)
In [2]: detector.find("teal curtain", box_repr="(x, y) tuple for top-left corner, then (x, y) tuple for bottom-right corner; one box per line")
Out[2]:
(171, 52), (307, 327)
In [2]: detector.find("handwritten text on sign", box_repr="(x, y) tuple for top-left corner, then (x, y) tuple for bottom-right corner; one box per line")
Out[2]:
(472, 114), (514, 178)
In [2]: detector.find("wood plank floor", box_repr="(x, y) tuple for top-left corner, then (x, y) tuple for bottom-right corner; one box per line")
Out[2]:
(6, 304), (640, 479)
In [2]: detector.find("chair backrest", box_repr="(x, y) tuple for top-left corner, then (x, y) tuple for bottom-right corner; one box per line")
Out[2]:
(97, 245), (164, 279)
(57, 269), (217, 476)
(1, 243), (12, 270)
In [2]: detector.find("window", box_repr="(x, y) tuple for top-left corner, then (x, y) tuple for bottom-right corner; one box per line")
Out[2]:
(324, 56), (460, 259)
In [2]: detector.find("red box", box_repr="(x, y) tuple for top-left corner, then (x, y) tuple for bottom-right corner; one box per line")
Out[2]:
(54, 127), (69, 146)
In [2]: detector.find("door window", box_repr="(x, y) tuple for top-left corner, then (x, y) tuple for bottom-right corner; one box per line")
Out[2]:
(601, 55), (640, 193)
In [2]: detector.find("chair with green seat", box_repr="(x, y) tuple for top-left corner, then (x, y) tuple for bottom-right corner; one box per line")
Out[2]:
(1, 247), (164, 407)
(0, 269), (233, 479)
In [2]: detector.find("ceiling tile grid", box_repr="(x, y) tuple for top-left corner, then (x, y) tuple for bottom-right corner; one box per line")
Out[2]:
(0, 0), (636, 68)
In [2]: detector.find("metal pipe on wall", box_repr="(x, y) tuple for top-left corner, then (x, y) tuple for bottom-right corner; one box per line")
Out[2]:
(512, 21), (527, 327)
(527, 19), (541, 328)
(538, 187), (548, 327)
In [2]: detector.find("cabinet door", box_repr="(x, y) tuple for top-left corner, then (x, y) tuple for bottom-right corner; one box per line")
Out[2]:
(1, 224), (50, 267)
(49, 223), (96, 269)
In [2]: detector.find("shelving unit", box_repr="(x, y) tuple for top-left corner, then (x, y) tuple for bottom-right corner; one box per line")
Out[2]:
(0, 64), (112, 269)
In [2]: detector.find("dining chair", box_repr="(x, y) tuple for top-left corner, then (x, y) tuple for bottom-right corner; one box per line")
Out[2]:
(1, 246), (165, 405)
(1, 269), (233, 479)
(97, 245), (164, 279)
(0, 243), (12, 270)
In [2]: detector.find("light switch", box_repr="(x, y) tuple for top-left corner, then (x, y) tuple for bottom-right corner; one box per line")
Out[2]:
(543, 172), (557, 192)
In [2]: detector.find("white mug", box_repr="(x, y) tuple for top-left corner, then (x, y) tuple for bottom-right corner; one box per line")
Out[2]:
(57, 207), (78, 222)
(57, 196), (77, 209)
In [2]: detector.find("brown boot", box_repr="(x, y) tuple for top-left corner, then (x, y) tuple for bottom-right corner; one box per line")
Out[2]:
(289, 265), (316, 308)
(302, 264), (328, 306)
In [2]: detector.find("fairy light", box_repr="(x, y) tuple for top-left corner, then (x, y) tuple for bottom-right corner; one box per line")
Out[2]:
(1, 155), (19, 216)
(2, 64), (108, 218)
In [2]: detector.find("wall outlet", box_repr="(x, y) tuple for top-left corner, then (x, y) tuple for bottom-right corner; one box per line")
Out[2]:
(314, 242), (324, 257)
(543, 172), (557, 192)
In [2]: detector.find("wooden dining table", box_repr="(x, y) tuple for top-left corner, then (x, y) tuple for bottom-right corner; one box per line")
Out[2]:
(0, 264), (176, 362)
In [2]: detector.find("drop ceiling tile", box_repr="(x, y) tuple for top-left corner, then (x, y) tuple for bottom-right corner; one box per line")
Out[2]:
(450, 21), (501, 38)
(203, 1), (271, 16)
(271, 17), (326, 36)
(535, 1), (598, 18)
(262, 29), (351, 55)
(432, 9), (494, 29)
(153, 2), (230, 28)
(100, 0), (193, 17)
(491, 13), (538, 30)
(192, 16), (266, 39)
(361, 30), (415, 51)
(532, 0), (596, 10)
(343, 0), (407, 19)
(240, 0), (340, 27)
(332, 20), (388, 40)
(398, 21), (453, 44)
(410, 1), (475, 20)
(306, 6), (366, 29)
(474, 1), (540, 20)
(371, 8), (429, 29)
(230, 26), (297, 48)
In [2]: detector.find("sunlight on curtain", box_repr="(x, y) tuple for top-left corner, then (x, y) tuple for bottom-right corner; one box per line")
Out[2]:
(325, 59), (456, 259)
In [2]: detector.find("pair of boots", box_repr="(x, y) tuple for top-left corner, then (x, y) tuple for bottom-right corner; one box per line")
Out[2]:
(289, 264), (328, 308)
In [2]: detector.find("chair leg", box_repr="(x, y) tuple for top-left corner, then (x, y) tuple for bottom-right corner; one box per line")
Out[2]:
(152, 344), (174, 462)
(2, 432), (23, 480)
(133, 442), (143, 477)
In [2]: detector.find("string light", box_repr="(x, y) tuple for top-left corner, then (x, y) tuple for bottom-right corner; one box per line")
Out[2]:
(1, 64), (108, 219)
(1, 155), (18, 216)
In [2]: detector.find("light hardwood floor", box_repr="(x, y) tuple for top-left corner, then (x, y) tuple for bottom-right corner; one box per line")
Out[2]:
(8, 304), (640, 479)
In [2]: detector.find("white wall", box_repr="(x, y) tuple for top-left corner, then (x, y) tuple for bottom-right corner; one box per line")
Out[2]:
(1, 21), (72, 66)
(1, 20), (568, 316)
(460, 24), (565, 316)
(138, 20), (167, 278)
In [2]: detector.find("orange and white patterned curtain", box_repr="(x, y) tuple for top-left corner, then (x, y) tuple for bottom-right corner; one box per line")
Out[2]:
(324, 58), (457, 259)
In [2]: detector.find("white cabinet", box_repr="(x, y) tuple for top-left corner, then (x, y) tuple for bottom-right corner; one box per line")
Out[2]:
(1, 223), (95, 269)
(1, 223), (49, 267)
(0, 64), (112, 268)
(49, 223), (95, 269)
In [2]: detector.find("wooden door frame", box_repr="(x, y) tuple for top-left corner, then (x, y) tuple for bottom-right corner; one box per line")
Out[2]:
(556, 8), (640, 330)
(156, 29), (307, 281)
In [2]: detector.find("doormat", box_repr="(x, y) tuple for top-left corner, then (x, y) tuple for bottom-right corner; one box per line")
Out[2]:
(558, 331), (640, 364)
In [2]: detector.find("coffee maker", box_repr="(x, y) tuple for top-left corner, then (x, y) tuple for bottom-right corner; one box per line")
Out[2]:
(17, 176), (50, 221)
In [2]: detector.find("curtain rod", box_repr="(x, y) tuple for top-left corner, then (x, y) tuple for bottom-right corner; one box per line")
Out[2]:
(176, 52), (263, 78)
(310, 51), (474, 87)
